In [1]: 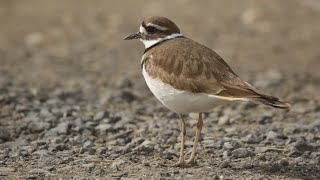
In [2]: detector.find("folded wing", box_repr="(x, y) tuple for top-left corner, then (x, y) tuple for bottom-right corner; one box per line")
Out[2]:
(144, 37), (290, 109)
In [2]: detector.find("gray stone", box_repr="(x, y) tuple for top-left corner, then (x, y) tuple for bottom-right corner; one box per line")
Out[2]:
(134, 140), (155, 155)
(95, 124), (112, 134)
(242, 134), (262, 144)
(223, 142), (234, 150)
(135, 145), (154, 155)
(51, 122), (70, 135)
(202, 139), (222, 149)
(28, 121), (51, 133)
(56, 150), (74, 157)
(294, 140), (315, 152)
(289, 151), (304, 157)
(120, 91), (138, 103)
(131, 137), (145, 144)
(231, 148), (254, 158)
(60, 157), (71, 164)
(220, 160), (230, 168)
(59, 122), (71, 134)
(279, 158), (289, 166)
(33, 149), (49, 156)
(85, 121), (99, 127)
(88, 148), (97, 155)
(223, 141), (242, 150)
(269, 163), (281, 173)
(83, 141), (94, 149)
(44, 166), (55, 171)
(20, 145), (35, 153)
(31, 140), (47, 147)
(96, 148), (106, 155)
(258, 154), (267, 161)
(38, 155), (55, 167)
(40, 108), (53, 117)
(218, 115), (229, 125)
(241, 163), (254, 169)
(121, 142), (134, 154)
(83, 163), (95, 171)
(53, 144), (69, 151)
(52, 137), (64, 144)
(93, 111), (109, 121)
(223, 150), (230, 159)
(258, 115), (272, 124)
(0, 128), (10, 141)
(266, 131), (280, 140)
(111, 159), (126, 169)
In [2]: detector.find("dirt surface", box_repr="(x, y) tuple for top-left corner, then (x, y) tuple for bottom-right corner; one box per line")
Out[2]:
(0, 0), (320, 179)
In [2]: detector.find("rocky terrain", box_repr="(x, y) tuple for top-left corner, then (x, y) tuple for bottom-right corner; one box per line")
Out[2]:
(0, 0), (319, 179)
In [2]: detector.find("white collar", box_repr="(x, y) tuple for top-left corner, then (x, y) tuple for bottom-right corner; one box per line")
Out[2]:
(140, 33), (183, 49)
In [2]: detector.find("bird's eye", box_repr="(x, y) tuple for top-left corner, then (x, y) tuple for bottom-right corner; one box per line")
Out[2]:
(146, 26), (157, 33)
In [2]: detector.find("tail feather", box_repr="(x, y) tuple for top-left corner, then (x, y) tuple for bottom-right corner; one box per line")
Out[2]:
(217, 83), (290, 109)
(250, 94), (291, 109)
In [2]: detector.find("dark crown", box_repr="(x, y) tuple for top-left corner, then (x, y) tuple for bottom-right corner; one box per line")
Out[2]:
(140, 16), (181, 40)
(124, 16), (181, 42)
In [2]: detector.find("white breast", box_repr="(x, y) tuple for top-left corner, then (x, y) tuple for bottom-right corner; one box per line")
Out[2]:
(142, 64), (229, 113)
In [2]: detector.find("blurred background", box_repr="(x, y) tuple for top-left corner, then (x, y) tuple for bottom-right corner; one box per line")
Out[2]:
(0, 0), (319, 179)
(1, 0), (319, 91)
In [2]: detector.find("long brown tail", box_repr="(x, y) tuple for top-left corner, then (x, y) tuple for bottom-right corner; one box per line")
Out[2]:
(250, 94), (291, 109)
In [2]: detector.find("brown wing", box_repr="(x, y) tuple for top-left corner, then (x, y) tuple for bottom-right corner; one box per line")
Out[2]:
(144, 37), (260, 98)
(143, 37), (290, 109)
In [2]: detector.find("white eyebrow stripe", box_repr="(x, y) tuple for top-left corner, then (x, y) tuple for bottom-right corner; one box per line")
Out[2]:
(146, 23), (168, 31)
(139, 25), (148, 34)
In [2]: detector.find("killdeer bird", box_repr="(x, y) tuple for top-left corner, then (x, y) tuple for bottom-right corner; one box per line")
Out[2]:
(124, 16), (290, 167)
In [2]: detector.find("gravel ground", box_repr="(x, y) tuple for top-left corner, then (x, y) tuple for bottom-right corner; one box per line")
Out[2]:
(0, 0), (320, 179)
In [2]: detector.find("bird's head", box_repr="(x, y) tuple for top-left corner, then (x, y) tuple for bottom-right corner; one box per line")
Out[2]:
(124, 16), (183, 48)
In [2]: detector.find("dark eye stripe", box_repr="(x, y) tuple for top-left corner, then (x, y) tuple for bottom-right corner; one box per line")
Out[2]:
(145, 26), (158, 33)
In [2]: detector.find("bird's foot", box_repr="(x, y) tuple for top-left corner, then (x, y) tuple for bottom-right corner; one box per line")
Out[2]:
(171, 160), (192, 168)
(185, 158), (196, 166)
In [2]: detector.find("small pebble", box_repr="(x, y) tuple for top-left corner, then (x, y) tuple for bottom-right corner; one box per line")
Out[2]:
(111, 159), (126, 169)
(279, 158), (289, 166)
(269, 163), (281, 173)
(83, 163), (95, 172)
(231, 148), (254, 158)
(220, 160), (230, 168)
(0, 128), (10, 141)
(94, 111), (109, 121)
(242, 134), (262, 144)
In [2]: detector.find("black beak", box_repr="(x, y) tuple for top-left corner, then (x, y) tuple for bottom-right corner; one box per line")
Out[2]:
(124, 32), (140, 40)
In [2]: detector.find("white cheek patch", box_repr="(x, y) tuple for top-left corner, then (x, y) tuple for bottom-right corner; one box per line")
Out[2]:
(139, 25), (147, 34)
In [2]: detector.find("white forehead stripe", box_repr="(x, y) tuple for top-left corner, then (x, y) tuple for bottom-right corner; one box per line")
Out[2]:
(140, 33), (183, 49)
(139, 25), (147, 34)
(146, 23), (168, 31)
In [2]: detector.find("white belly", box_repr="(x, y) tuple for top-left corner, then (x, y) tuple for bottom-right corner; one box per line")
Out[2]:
(142, 66), (227, 113)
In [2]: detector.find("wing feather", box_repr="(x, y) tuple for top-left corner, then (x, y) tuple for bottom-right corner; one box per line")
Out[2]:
(144, 37), (260, 98)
